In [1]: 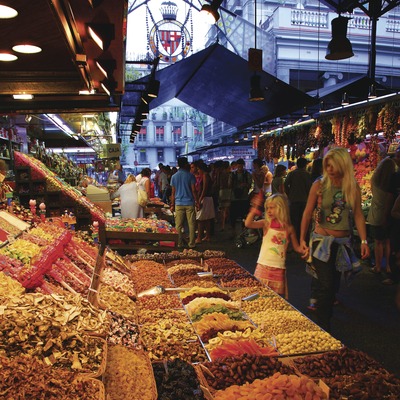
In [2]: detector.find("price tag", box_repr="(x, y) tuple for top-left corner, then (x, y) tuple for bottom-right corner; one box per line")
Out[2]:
(7, 235), (15, 244)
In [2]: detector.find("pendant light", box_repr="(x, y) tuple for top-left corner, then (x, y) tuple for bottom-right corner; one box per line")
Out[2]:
(325, 16), (354, 60)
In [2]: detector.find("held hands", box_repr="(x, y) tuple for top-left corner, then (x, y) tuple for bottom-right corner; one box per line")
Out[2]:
(298, 240), (310, 260)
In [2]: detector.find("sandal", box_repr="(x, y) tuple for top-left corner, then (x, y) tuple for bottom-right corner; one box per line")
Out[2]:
(370, 266), (381, 274)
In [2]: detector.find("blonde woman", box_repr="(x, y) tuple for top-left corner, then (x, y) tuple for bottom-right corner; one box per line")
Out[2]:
(300, 147), (370, 332)
(245, 194), (306, 298)
(110, 174), (140, 218)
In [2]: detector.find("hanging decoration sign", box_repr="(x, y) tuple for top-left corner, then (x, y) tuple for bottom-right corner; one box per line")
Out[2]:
(99, 143), (121, 159)
(147, 1), (192, 63)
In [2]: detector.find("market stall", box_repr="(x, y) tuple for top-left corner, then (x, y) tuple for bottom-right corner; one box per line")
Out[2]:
(0, 214), (400, 399)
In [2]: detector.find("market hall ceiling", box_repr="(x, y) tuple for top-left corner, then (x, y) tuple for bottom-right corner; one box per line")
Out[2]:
(124, 43), (317, 131)
(0, 0), (126, 114)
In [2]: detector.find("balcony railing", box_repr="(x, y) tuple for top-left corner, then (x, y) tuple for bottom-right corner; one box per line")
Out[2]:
(387, 19), (400, 32)
(291, 10), (328, 28)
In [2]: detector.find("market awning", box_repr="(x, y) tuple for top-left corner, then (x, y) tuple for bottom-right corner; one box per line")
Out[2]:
(307, 75), (393, 110)
(123, 43), (316, 131)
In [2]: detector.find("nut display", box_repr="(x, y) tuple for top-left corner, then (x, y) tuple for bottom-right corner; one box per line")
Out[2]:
(247, 309), (320, 334)
(138, 293), (183, 310)
(241, 296), (294, 315)
(274, 330), (342, 355)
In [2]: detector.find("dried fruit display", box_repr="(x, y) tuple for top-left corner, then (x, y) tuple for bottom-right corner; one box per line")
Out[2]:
(203, 250), (226, 259)
(165, 258), (202, 267)
(138, 293), (183, 310)
(107, 311), (142, 349)
(99, 284), (137, 321)
(193, 313), (254, 343)
(218, 274), (263, 288)
(0, 238), (41, 265)
(130, 260), (172, 293)
(101, 267), (136, 298)
(206, 327), (274, 352)
(1, 292), (108, 335)
(229, 287), (276, 301)
(293, 347), (390, 378)
(204, 258), (244, 276)
(199, 354), (295, 391)
(104, 345), (157, 400)
(138, 308), (189, 325)
(152, 358), (205, 400)
(167, 263), (205, 275)
(209, 339), (278, 360)
(180, 286), (231, 305)
(325, 371), (400, 400)
(0, 355), (103, 399)
(0, 270), (25, 299)
(185, 297), (240, 318)
(213, 372), (328, 400)
(140, 320), (198, 345)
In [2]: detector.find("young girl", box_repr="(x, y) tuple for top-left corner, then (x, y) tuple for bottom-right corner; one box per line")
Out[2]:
(245, 194), (306, 298)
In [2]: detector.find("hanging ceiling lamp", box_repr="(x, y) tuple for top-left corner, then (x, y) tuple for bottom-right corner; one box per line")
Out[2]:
(248, 0), (264, 101)
(249, 74), (264, 102)
(201, 0), (223, 24)
(325, 16), (354, 60)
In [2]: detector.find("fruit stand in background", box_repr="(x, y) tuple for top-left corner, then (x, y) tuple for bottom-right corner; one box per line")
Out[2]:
(14, 151), (106, 227)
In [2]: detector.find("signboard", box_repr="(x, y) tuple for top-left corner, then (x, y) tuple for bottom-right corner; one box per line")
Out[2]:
(99, 143), (121, 159)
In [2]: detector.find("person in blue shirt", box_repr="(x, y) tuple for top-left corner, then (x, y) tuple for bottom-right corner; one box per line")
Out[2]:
(170, 157), (199, 248)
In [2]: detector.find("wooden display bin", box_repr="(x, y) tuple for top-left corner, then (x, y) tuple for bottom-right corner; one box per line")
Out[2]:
(92, 201), (112, 214)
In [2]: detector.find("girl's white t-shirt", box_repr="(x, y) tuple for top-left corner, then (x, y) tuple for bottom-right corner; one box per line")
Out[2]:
(257, 227), (288, 269)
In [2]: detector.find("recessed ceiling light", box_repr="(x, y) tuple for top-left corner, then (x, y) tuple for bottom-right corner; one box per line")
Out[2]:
(0, 52), (17, 61)
(0, 5), (18, 19)
(13, 93), (33, 100)
(12, 44), (42, 54)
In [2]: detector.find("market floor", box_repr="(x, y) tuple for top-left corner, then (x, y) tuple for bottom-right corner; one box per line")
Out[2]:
(193, 225), (400, 377)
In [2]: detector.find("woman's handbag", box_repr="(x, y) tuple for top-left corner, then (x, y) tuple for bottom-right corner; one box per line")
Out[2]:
(137, 187), (148, 207)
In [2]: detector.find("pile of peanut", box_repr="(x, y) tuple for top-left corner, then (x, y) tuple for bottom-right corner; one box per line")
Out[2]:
(275, 330), (342, 355)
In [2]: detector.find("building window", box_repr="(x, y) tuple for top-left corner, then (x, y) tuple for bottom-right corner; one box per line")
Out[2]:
(138, 126), (147, 142)
(157, 148), (164, 162)
(139, 149), (147, 163)
(194, 127), (202, 142)
(172, 125), (182, 142)
(156, 125), (165, 141)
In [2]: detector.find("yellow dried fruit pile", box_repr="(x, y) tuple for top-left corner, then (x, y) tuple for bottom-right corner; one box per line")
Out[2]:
(104, 345), (156, 400)
(0, 271), (25, 300)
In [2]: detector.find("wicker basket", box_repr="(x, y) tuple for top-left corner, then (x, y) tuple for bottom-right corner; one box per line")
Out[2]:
(74, 377), (106, 400)
(194, 364), (217, 399)
(79, 336), (108, 378)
